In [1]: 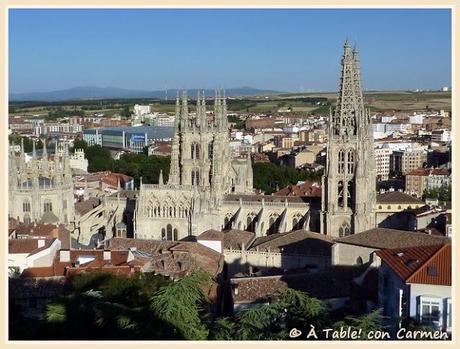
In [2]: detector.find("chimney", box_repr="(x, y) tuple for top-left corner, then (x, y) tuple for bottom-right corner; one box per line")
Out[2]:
(60, 250), (70, 262)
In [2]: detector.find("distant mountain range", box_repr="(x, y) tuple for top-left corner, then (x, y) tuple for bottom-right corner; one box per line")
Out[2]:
(9, 86), (285, 102)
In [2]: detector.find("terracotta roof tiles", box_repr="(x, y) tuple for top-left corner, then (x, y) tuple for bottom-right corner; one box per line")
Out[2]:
(377, 244), (451, 286)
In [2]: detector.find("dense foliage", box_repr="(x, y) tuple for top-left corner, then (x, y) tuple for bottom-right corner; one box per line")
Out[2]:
(47, 106), (85, 120)
(74, 139), (170, 186)
(10, 271), (388, 340)
(253, 162), (323, 194)
(423, 184), (451, 202)
(9, 134), (43, 153)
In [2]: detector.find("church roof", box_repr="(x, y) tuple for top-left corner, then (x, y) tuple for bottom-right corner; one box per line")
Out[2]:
(274, 181), (322, 197)
(106, 238), (224, 278)
(75, 197), (101, 216)
(376, 191), (423, 204)
(249, 230), (333, 254)
(335, 228), (450, 249)
(230, 265), (372, 303)
(198, 229), (255, 250)
(224, 194), (308, 204)
(39, 212), (60, 224)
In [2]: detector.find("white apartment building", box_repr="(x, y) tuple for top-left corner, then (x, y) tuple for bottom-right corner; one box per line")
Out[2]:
(374, 147), (392, 180)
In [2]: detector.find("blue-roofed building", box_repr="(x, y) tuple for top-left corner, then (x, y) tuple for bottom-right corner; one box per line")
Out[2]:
(83, 125), (174, 153)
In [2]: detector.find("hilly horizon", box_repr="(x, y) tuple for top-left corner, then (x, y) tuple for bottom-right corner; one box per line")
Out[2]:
(9, 86), (287, 102)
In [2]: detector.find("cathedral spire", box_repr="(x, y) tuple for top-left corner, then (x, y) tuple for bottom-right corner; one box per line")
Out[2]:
(331, 39), (363, 138)
(321, 41), (376, 237)
(32, 139), (36, 159)
(42, 138), (47, 157)
(159, 169), (164, 186)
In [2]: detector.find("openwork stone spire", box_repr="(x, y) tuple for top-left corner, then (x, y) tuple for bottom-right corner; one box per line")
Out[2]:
(321, 41), (376, 237)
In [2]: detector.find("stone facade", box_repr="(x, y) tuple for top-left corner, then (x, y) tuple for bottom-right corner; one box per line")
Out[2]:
(134, 91), (311, 240)
(9, 139), (75, 225)
(320, 41), (376, 237)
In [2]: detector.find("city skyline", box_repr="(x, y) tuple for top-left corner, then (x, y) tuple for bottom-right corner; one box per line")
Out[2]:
(9, 8), (452, 94)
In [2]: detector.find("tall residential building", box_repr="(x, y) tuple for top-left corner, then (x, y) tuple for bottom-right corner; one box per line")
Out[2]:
(375, 147), (392, 180)
(321, 41), (376, 237)
(401, 150), (427, 174)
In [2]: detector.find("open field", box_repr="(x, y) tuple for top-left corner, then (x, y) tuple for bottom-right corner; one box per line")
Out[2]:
(8, 91), (451, 118)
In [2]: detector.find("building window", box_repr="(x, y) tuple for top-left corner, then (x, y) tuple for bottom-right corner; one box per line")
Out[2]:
(191, 143), (200, 160)
(23, 200), (31, 213)
(161, 228), (166, 240)
(43, 200), (52, 212)
(167, 224), (173, 240)
(347, 150), (354, 174)
(23, 214), (31, 224)
(338, 150), (345, 174)
(446, 299), (452, 330)
(173, 228), (178, 241)
(420, 297), (441, 327)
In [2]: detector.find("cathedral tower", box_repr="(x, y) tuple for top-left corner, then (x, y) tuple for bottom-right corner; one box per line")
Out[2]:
(320, 41), (376, 237)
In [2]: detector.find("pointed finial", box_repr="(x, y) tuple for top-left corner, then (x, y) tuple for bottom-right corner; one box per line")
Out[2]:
(43, 138), (47, 156)
(159, 169), (164, 185)
(32, 139), (36, 158)
(21, 138), (24, 155)
(55, 140), (58, 155)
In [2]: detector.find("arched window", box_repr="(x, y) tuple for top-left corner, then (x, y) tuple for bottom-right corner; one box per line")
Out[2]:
(387, 205), (391, 210)
(173, 229), (178, 241)
(292, 218), (298, 229)
(338, 181), (344, 208)
(167, 224), (173, 240)
(191, 143), (200, 159)
(347, 150), (354, 174)
(191, 170), (200, 185)
(340, 222), (351, 237)
(43, 199), (52, 212)
(338, 150), (345, 174)
(208, 141), (213, 160)
(224, 217), (229, 228)
(161, 228), (166, 240)
(23, 213), (31, 224)
(356, 256), (363, 265)
(378, 205), (382, 209)
(346, 181), (353, 209)
(23, 200), (31, 213)
(246, 213), (256, 232)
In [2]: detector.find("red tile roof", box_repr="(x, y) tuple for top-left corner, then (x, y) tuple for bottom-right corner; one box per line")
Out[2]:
(274, 180), (322, 197)
(406, 168), (450, 177)
(9, 238), (54, 254)
(376, 244), (451, 286)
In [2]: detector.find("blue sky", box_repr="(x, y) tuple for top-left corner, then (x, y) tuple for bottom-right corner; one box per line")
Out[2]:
(9, 8), (452, 93)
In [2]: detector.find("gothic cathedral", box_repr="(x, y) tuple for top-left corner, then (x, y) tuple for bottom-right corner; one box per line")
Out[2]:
(320, 40), (376, 237)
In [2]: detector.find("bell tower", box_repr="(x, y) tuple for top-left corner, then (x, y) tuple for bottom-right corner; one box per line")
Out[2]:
(320, 40), (376, 237)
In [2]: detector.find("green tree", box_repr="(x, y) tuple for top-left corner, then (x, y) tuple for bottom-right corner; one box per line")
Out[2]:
(331, 309), (387, 340)
(86, 145), (114, 172)
(150, 271), (213, 340)
(72, 138), (88, 152)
